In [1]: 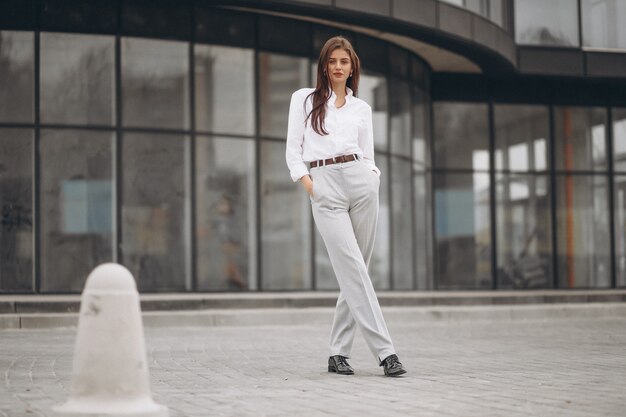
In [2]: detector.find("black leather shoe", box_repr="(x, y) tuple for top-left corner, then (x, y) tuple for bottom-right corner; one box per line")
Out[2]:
(380, 354), (407, 377)
(328, 355), (354, 375)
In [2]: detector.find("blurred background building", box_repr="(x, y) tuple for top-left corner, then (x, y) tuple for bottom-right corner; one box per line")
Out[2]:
(1, 0), (625, 294)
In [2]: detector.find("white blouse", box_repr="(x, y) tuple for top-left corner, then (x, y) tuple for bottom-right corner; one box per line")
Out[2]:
(285, 87), (381, 182)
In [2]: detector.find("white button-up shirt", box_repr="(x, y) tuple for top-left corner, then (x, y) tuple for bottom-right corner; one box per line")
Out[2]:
(285, 87), (381, 182)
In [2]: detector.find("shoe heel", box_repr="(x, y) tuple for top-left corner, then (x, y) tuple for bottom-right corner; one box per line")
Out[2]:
(328, 365), (336, 373)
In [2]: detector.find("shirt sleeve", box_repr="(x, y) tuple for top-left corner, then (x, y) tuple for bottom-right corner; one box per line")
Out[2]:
(285, 90), (311, 182)
(358, 104), (381, 177)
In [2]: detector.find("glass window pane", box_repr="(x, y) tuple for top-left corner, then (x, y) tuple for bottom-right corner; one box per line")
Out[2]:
(0, 128), (33, 291)
(412, 87), (430, 171)
(194, 45), (255, 135)
(414, 173), (433, 289)
(40, 129), (113, 292)
(122, 38), (189, 130)
(613, 108), (626, 172)
(434, 173), (491, 289)
(434, 102), (489, 170)
(615, 175), (626, 287)
(261, 140), (312, 289)
(360, 72), (388, 151)
(0, 31), (33, 123)
(496, 174), (552, 289)
(392, 158), (413, 289)
(494, 105), (550, 172)
(259, 53), (309, 139)
(121, 133), (190, 291)
(390, 79), (411, 156)
(40, 33), (114, 125)
(556, 175), (611, 288)
(515, 0), (579, 46)
(582, 0), (626, 50)
(554, 107), (607, 172)
(195, 136), (256, 291)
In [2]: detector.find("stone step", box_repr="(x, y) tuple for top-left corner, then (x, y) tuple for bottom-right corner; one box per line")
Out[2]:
(1, 289), (625, 314)
(2, 302), (626, 330)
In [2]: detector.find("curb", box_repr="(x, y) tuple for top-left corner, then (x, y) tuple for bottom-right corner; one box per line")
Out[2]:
(1, 303), (625, 330)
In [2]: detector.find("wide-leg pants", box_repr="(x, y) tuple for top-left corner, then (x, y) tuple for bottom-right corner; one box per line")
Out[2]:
(309, 159), (396, 363)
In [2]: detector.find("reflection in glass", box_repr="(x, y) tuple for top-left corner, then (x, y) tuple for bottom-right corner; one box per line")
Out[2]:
(0, 31), (34, 123)
(554, 107), (607, 172)
(390, 79), (411, 155)
(440, 0), (506, 27)
(392, 158), (413, 289)
(260, 140), (311, 289)
(615, 175), (626, 287)
(196, 136), (256, 291)
(195, 45), (255, 135)
(414, 173), (433, 289)
(360, 72), (388, 151)
(613, 108), (626, 172)
(41, 33), (114, 125)
(434, 173), (491, 289)
(515, 0), (579, 46)
(582, 0), (626, 50)
(494, 105), (549, 172)
(122, 38), (189, 129)
(369, 155), (390, 289)
(0, 129), (33, 291)
(40, 130), (113, 292)
(122, 133), (190, 291)
(412, 87), (430, 171)
(556, 175), (610, 288)
(496, 174), (552, 289)
(434, 102), (489, 170)
(259, 53), (309, 139)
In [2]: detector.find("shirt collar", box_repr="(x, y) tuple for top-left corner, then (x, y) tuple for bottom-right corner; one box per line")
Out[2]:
(328, 87), (353, 106)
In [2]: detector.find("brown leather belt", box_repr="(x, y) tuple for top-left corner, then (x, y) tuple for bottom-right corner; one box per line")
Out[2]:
(310, 154), (358, 168)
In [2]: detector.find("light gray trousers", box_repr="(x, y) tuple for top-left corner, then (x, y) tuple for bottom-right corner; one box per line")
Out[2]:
(309, 159), (396, 364)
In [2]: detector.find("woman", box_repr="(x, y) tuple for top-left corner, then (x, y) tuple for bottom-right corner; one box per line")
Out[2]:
(285, 36), (406, 377)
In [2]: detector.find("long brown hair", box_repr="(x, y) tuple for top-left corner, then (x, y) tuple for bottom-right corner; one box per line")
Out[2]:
(305, 36), (361, 136)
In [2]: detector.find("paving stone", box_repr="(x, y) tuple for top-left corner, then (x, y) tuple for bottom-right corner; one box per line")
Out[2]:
(0, 318), (625, 416)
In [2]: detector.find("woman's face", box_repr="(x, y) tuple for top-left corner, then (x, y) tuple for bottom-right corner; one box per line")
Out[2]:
(326, 48), (352, 85)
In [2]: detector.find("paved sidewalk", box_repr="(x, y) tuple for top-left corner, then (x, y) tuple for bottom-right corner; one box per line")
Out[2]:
(1, 317), (625, 417)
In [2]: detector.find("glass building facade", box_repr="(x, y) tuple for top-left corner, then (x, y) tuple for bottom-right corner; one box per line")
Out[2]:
(1, 0), (626, 293)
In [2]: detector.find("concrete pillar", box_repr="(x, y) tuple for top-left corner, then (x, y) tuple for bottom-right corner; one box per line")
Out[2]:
(53, 263), (169, 417)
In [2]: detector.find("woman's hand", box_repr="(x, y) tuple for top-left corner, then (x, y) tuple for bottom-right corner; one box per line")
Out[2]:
(300, 175), (313, 196)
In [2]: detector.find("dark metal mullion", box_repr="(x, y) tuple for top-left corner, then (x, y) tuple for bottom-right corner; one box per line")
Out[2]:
(549, 105), (559, 289)
(254, 43), (262, 291)
(33, 30), (41, 293)
(114, 13), (122, 267)
(578, 0), (588, 75)
(387, 76), (394, 290)
(410, 89), (417, 290)
(607, 107), (617, 288)
(488, 99), (498, 290)
(188, 26), (197, 292)
(308, 57), (317, 291)
(429, 99), (438, 290)
(507, 0), (515, 35)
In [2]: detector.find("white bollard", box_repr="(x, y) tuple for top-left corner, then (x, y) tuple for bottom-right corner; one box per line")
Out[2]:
(53, 263), (169, 417)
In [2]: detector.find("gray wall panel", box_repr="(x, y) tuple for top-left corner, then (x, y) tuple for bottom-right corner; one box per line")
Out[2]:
(519, 48), (584, 76)
(291, 0), (332, 5)
(392, 0), (437, 28)
(438, 3), (472, 40)
(335, 0), (390, 16)
(497, 32), (517, 64)
(586, 52), (626, 78)
(473, 16), (499, 53)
